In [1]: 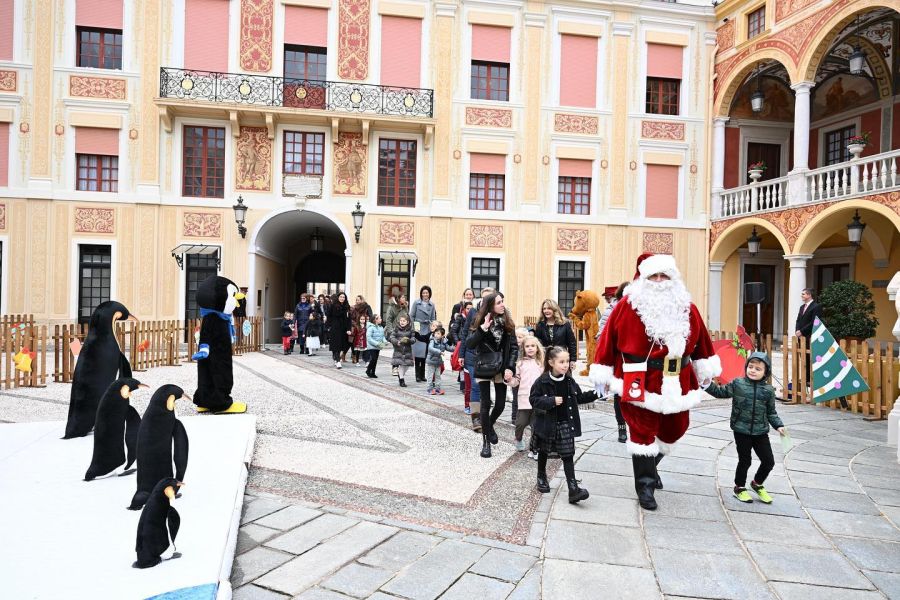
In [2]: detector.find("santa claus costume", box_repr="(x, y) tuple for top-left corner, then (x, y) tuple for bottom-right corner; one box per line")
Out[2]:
(590, 253), (721, 510)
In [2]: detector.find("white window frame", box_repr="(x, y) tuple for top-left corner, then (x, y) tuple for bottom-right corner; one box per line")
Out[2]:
(467, 253), (504, 297)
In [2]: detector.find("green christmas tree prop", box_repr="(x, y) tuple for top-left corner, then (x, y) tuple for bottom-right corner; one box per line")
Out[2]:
(811, 317), (870, 404)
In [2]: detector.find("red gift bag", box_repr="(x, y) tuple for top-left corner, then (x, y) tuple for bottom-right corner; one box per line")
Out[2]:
(622, 362), (648, 403)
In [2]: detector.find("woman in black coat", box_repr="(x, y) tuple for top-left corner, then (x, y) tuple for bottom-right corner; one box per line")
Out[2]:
(534, 299), (577, 371)
(466, 292), (518, 459)
(328, 292), (352, 368)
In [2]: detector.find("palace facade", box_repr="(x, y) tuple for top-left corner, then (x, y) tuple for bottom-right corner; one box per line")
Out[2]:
(709, 0), (900, 340)
(0, 0), (716, 341)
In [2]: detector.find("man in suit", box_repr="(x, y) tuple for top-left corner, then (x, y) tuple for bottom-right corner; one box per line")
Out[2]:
(794, 288), (822, 388)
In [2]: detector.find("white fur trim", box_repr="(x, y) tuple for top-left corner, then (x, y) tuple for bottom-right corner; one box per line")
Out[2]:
(627, 440), (660, 457)
(693, 355), (723, 382)
(656, 439), (673, 455)
(638, 254), (680, 279)
(635, 388), (707, 414)
(589, 364), (623, 395)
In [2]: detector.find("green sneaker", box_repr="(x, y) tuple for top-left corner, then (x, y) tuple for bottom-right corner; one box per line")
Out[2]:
(733, 487), (753, 503)
(751, 483), (773, 504)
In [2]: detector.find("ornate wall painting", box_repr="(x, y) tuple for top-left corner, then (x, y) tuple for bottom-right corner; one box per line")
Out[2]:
(235, 126), (272, 191)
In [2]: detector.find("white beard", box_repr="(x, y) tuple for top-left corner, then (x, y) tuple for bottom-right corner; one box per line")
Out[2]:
(625, 278), (691, 358)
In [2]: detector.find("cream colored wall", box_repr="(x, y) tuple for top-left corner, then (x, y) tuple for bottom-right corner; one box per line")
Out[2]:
(854, 243), (900, 341)
(719, 253), (742, 330)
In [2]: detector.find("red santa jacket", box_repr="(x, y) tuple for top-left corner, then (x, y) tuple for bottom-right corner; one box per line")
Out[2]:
(589, 299), (721, 414)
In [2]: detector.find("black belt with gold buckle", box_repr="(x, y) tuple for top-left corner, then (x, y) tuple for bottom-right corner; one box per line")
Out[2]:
(623, 353), (691, 377)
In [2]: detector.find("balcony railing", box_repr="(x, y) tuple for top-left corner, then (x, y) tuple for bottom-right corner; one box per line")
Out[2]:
(158, 68), (434, 118)
(714, 148), (900, 219)
(719, 176), (788, 218)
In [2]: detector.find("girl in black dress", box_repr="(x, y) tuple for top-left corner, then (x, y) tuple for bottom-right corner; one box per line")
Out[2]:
(328, 292), (352, 368)
(530, 346), (597, 504)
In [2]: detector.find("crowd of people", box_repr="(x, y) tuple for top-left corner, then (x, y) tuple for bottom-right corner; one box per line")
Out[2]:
(278, 253), (786, 511)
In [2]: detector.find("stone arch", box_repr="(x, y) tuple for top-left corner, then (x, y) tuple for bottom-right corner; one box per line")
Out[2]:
(799, 2), (900, 83)
(793, 199), (900, 256)
(249, 204), (353, 252)
(710, 217), (791, 263)
(715, 50), (798, 118)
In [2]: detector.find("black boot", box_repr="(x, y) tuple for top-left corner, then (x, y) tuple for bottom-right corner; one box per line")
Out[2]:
(471, 415), (482, 432)
(654, 453), (664, 489)
(536, 472), (551, 493)
(488, 426), (498, 445)
(567, 478), (589, 504)
(632, 455), (658, 510)
(399, 375), (407, 387)
(480, 434), (492, 458)
(617, 424), (627, 443)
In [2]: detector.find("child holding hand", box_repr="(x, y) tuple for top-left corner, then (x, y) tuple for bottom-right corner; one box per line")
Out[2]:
(704, 351), (785, 504)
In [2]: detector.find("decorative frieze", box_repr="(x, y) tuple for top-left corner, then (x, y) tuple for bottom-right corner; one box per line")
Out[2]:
(465, 107), (512, 128)
(69, 76), (127, 100)
(642, 232), (674, 254)
(338, 0), (370, 80)
(0, 70), (16, 92)
(183, 212), (222, 238)
(235, 126), (272, 191)
(333, 132), (367, 195)
(379, 221), (415, 245)
(239, 0), (273, 72)
(470, 225), (503, 248)
(553, 113), (598, 135)
(557, 228), (589, 252)
(74, 207), (115, 234)
(641, 121), (685, 141)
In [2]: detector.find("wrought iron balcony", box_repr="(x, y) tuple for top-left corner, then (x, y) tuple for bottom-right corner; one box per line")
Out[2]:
(159, 67), (434, 118)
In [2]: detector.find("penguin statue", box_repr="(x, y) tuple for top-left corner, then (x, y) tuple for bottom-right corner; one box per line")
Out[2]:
(133, 477), (183, 569)
(128, 385), (189, 511)
(64, 301), (137, 439)
(84, 377), (146, 481)
(192, 275), (247, 414)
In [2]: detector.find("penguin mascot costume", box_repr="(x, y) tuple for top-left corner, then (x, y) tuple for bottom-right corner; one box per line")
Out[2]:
(64, 301), (137, 439)
(192, 275), (247, 414)
(84, 377), (146, 481)
(133, 477), (183, 569)
(128, 385), (189, 511)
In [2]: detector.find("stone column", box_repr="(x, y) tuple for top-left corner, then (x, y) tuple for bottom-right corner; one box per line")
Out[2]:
(707, 262), (726, 330)
(785, 254), (813, 338)
(787, 82), (814, 205)
(885, 272), (900, 447)
(711, 118), (729, 218)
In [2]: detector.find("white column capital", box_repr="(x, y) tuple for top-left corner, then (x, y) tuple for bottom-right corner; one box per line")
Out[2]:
(434, 2), (457, 18)
(709, 261), (726, 272)
(713, 117), (730, 126)
(785, 254), (814, 268)
(790, 81), (815, 93)
(524, 13), (547, 27)
(612, 23), (635, 37)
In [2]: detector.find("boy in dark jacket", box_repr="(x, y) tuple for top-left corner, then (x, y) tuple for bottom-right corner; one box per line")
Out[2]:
(530, 346), (597, 504)
(280, 312), (295, 355)
(704, 351), (785, 504)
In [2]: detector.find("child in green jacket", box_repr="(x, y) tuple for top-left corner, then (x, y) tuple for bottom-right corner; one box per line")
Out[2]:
(704, 351), (786, 504)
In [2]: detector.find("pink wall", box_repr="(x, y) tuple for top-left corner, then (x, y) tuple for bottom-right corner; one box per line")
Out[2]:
(472, 25), (510, 63)
(647, 44), (682, 79)
(0, 123), (8, 187)
(285, 6), (328, 47)
(0, 0), (13, 61)
(560, 34), (597, 108)
(861, 107), (881, 157)
(380, 16), (421, 88)
(75, 127), (119, 155)
(645, 164), (679, 218)
(724, 126), (740, 189)
(559, 159), (592, 177)
(76, 0), (122, 29)
(470, 153), (505, 174)
(184, 0), (229, 72)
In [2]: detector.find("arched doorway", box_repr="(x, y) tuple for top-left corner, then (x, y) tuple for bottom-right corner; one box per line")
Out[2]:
(249, 208), (351, 343)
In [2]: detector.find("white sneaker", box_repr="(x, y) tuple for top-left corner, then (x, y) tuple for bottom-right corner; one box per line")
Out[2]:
(335, 361), (342, 369)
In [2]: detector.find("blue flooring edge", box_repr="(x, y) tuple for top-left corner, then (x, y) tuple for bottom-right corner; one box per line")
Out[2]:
(144, 582), (218, 600)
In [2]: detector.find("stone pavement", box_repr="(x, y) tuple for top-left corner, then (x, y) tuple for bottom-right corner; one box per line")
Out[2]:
(5, 347), (900, 599)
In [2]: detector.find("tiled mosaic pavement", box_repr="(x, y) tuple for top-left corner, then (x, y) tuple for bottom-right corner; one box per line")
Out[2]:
(5, 347), (900, 599)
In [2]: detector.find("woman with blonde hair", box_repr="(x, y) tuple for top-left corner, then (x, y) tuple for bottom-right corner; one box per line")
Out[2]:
(534, 299), (577, 370)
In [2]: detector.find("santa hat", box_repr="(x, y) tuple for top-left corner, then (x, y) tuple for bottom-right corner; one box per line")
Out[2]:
(635, 253), (680, 280)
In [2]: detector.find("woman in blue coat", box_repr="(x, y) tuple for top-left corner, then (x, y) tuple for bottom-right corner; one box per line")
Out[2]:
(294, 294), (313, 355)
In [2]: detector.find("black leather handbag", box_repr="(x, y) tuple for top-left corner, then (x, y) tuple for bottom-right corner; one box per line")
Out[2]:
(474, 351), (503, 379)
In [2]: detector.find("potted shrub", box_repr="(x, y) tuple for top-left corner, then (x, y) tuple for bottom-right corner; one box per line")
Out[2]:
(747, 160), (766, 182)
(818, 279), (878, 341)
(847, 132), (869, 159)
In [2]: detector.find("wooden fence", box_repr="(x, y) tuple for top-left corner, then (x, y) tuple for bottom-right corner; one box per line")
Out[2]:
(711, 329), (898, 419)
(1, 315), (262, 388)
